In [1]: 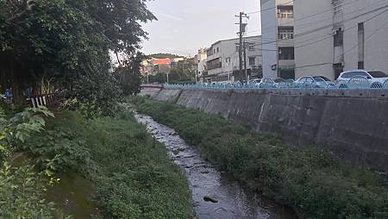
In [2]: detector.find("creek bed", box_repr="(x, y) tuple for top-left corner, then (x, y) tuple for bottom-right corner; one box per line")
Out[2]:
(135, 113), (296, 219)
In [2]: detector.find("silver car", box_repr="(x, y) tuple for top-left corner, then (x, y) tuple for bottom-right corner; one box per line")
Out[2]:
(295, 76), (330, 88)
(337, 70), (388, 84)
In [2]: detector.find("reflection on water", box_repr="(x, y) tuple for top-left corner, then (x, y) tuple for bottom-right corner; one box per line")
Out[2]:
(46, 173), (101, 218)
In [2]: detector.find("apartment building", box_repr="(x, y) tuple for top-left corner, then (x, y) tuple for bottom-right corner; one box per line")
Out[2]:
(202, 35), (262, 82)
(294, 0), (388, 80)
(261, 0), (295, 79)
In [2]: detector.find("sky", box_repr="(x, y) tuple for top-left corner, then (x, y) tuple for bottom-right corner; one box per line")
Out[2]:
(141, 0), (261, 57)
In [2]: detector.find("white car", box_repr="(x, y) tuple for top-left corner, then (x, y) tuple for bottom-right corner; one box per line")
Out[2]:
(337, 70), (388, 84)
(295, 76), (330, 88)
(248, 78), (261, 85)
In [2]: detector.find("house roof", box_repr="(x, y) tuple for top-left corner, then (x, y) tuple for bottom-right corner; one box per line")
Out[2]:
(153, 58), (171, 65)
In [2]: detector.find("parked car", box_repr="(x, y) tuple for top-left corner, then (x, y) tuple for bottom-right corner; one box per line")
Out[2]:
(272, 78), (288, 88)
(259, 78), (277, 88)
(256, 78), (289, 88)
(336, 70), (388, 84)
(313, 76), (332, 82)
(248, 78), (261, 85)
(295, 76), (330, 88)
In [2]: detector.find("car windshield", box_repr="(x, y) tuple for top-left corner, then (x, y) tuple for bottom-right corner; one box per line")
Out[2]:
(312, 77), (325, 82)
(341, 71), (368, 78)
(369, 71), (388, 78)
(313, 76), (330, 81)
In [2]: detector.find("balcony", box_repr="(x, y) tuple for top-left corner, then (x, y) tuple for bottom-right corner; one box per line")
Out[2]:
(207, 58), (222, 70)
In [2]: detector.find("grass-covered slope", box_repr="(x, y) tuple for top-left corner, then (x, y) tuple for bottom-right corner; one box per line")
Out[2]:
(27, 110), (193, 218)
(133, 96), (388, 219)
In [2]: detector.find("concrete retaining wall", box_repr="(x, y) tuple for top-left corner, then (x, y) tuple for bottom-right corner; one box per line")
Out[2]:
(143, 88), (388, 172)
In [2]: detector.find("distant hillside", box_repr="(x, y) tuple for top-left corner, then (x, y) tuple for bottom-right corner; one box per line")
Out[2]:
(147, 53), (184, 59)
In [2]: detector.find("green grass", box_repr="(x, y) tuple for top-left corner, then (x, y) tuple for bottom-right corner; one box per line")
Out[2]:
(132, 96), (388, 219)
(26, 110), (193, 218)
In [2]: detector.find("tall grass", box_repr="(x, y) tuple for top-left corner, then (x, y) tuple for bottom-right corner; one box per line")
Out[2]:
(28, 110), (193, 218)
(132, 96), (388, 218)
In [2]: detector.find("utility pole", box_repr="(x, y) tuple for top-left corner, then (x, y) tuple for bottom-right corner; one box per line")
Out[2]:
(243, 41), (248, 81)
(236, 12), (249, 82)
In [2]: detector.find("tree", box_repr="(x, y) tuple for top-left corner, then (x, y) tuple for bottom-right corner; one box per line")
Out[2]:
(114, 52), (143, 95)
(148, 53), (183, 59)
(0, 0), (155, 108)
(149, 73), (167, 84)
(169, 58), (196, 83)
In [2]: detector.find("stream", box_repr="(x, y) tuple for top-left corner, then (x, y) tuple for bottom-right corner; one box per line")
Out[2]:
(135, 113), (297, 219)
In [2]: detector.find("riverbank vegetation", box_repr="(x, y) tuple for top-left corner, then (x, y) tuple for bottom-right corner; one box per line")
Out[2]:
(0, 1), (196, 218)
(0, 105), (193, 218)
(133, 96), (388, 218)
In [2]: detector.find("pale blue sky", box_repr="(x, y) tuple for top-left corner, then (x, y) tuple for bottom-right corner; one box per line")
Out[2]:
(141, 0), (261, 56)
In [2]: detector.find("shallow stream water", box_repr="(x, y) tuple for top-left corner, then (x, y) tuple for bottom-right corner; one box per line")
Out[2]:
(135, 113), (297, 219)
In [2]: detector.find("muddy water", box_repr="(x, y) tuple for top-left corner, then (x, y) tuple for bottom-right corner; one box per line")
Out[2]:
(46, 173), (101, 218)
(135, 114), (297, 219)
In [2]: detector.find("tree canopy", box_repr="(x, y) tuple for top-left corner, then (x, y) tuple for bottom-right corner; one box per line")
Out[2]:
(0, 0), (155, 109)
(148, 53), (183, 59)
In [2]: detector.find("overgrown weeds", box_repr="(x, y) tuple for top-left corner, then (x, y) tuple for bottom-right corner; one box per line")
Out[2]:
(132, 96), (388, 219)
(27, 110), (193, 218)
(0, 104), (193, 218)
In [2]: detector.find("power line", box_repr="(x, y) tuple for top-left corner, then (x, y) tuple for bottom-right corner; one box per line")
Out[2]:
(334, 12), (388, 61)
(294, 9), (388, 71)
(246, 0), (293, 15)
(296, 6), (388, 49)
(260, 0), (387, 34)
(294, 3), (388, 37)
(258, 4), (388, 48)
(244, 0), (386, 46)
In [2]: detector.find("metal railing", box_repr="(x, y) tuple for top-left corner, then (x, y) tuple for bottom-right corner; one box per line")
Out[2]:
(163, 77), (388, 90)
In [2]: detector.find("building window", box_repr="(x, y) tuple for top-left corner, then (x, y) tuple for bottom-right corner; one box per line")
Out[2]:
(278, 26), (294, 40)
(225, 57), (231, 64)
(248, 44), (255, 51)
(207, 58), (222, 70)
(277, 5), (293, 18)
(207, 48), (213, 56)
(217, 47), (220, 53)
(334, 28), (343, 47)
(278, 47), (294, 60)
(236, 45), (240, 52)
(248, 57), (256, 66)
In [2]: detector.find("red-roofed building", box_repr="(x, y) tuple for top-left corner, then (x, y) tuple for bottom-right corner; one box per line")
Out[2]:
(153, 58), (171, 66)
(153, 58), (172, 74)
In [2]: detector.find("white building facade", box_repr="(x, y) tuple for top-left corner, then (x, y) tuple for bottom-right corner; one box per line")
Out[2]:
(260, 0), (295, 79)
(294, 0), (388, 80)
(204, 35), (262, 82)
(194, 48), (207, 81)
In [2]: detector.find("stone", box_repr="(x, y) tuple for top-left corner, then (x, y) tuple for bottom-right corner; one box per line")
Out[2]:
(203, 196), (218, 203)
